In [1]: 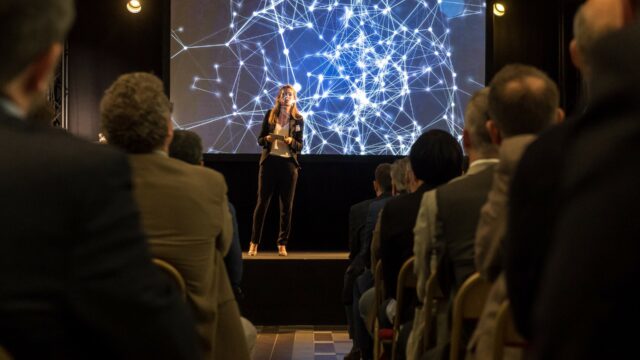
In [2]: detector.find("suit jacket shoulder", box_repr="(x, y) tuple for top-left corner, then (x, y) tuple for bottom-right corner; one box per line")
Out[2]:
(435, 165), (496, 293)
(0, 117), (200, 359)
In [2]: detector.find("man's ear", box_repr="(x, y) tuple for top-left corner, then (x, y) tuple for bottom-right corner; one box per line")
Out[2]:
(570, 39), (584, 73)
(462, 128), (472, 152)
(555, 108), (566, 125)
(485, 120), (502, 146)
(25, 43), (62, 95)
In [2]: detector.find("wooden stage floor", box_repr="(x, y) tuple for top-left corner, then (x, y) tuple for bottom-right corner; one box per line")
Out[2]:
(242, 252), (349, 261)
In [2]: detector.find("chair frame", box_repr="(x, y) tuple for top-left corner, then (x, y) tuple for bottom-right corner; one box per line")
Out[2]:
(152, 258), (187, 300)
(449, 272), (491, 360)
(493, 300), (528, 360)
(422, 269), (446, 354)
(391, 257), (417, 360)
(373, 260), (391, 360)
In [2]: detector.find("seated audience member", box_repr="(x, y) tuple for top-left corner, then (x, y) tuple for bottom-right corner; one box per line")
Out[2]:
(0, 1), (200, 359)
(380, 130), (464, 307)
(169, 129), (257, 354)
(169, 130), (244, 298)
(101, 73), (250, 360)
(390, 157), (411, 196)
(343, 164), (392, 359)
(408, 88), (499, 360)
(370, 130), (462, 359)
(467, 65), (563, 359)
(533, 3), (640, 359)
(506, 0), (633, 341)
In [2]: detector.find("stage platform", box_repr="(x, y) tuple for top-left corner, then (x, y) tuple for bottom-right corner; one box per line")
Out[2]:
(240, 252), (349, 326)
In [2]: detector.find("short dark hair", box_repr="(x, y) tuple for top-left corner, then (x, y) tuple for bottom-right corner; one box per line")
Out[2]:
(0, 0), (75, 87)
(409, 129), (463, 186)
(169, 130), (204, 165)
(374, 163), (393, 193)
(489, 64), (559, 138)
(101, 73), (171, 154)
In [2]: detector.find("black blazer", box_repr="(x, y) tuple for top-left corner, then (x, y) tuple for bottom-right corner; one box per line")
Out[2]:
(533, 21), (640, 359)
(257, 110), (304, 168)
(380, 183), (436, 299)
(0, 110), (200, 359)
(348, 197), (377, 262)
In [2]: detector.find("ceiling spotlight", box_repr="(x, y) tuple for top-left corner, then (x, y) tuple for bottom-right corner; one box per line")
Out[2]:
(127, 0), (142, 14)
(493, 2), (506, 17)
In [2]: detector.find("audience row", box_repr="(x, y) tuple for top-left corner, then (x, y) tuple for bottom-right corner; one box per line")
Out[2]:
(343, 0), (640, 359)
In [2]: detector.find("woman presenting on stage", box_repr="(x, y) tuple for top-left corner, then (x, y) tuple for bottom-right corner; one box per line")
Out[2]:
(248, 84), (304, 257)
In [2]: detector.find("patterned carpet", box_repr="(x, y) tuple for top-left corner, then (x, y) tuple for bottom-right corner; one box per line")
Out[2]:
(252, 326), (352, 360)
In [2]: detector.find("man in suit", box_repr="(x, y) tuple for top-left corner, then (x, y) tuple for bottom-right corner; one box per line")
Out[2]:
(467, 65), (564, 359)
(407, 88), (499, 360)
(101, 73), (249, 359)
(380, 130), (464, 303)
(169, 129), (244, 300)
(533, 5), (640, 360)
(344, 163), (392, 360)
(0, 1), (200, 358)
(505, 0), (636, 341)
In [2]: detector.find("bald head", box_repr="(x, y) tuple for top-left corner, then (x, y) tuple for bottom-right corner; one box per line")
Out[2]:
(488, 65), (560, 138)
(572, 0), (633, 75)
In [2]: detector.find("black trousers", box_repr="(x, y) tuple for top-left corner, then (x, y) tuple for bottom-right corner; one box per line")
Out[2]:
(250, 155), (298, 246)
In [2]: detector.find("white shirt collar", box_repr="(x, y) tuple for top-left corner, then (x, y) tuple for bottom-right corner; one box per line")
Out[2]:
(0, 97), (26, 119)
(469, 158), (499, 169)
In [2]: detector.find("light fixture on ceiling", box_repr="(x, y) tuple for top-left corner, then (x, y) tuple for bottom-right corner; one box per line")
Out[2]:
(493, 2), (506, 17)
(127, 0), (142, 14)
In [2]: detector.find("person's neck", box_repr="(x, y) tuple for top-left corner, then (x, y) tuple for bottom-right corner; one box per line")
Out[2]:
(280, 106), (291, 116)
(410, 179), (425, 193)
(466, 149), (480, 165)
(1, 84), (30, 117)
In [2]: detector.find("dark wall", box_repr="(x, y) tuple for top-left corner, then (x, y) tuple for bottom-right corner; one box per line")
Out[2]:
(67, 0), (170, 140)
(205, 155), (400, 251)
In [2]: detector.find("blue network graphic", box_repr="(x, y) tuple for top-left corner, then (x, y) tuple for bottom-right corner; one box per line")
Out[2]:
(171, 0), (486, 155)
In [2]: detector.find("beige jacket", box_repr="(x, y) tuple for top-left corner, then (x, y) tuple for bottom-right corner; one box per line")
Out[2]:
(129, 153), (249, 360)
(467, 135), (536, 360)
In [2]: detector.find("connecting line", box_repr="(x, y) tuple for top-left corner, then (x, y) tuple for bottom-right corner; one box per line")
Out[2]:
(171, 0), (486, 155)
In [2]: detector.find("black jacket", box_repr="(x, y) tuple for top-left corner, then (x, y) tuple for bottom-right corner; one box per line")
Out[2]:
(0, 110), (200, 359)
(257, 110), (304, 168)
(532, 20), (640, 359)
(380, 183), (436, 299)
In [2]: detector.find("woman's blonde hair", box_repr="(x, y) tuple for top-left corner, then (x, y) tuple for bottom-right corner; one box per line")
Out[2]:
(268, 84), (302, 124)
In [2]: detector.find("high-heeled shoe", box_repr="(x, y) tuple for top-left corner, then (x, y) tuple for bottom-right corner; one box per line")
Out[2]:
(278, 245), (288, 257)
(248, 242), (258, 256)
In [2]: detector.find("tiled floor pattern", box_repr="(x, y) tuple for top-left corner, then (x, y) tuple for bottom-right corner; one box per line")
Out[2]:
(252, 326), (352, 360)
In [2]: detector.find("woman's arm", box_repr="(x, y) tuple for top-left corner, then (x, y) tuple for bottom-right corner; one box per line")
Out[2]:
(288, 119), (303, 152)
(257, 111), (271, 148)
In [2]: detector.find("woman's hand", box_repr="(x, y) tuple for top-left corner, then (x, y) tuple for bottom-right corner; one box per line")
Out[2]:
(265, 135), (274, 143)
(284, 137), (293, 145)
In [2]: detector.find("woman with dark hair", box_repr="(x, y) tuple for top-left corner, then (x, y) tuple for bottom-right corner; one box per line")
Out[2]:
(248, 85), (304, 257)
